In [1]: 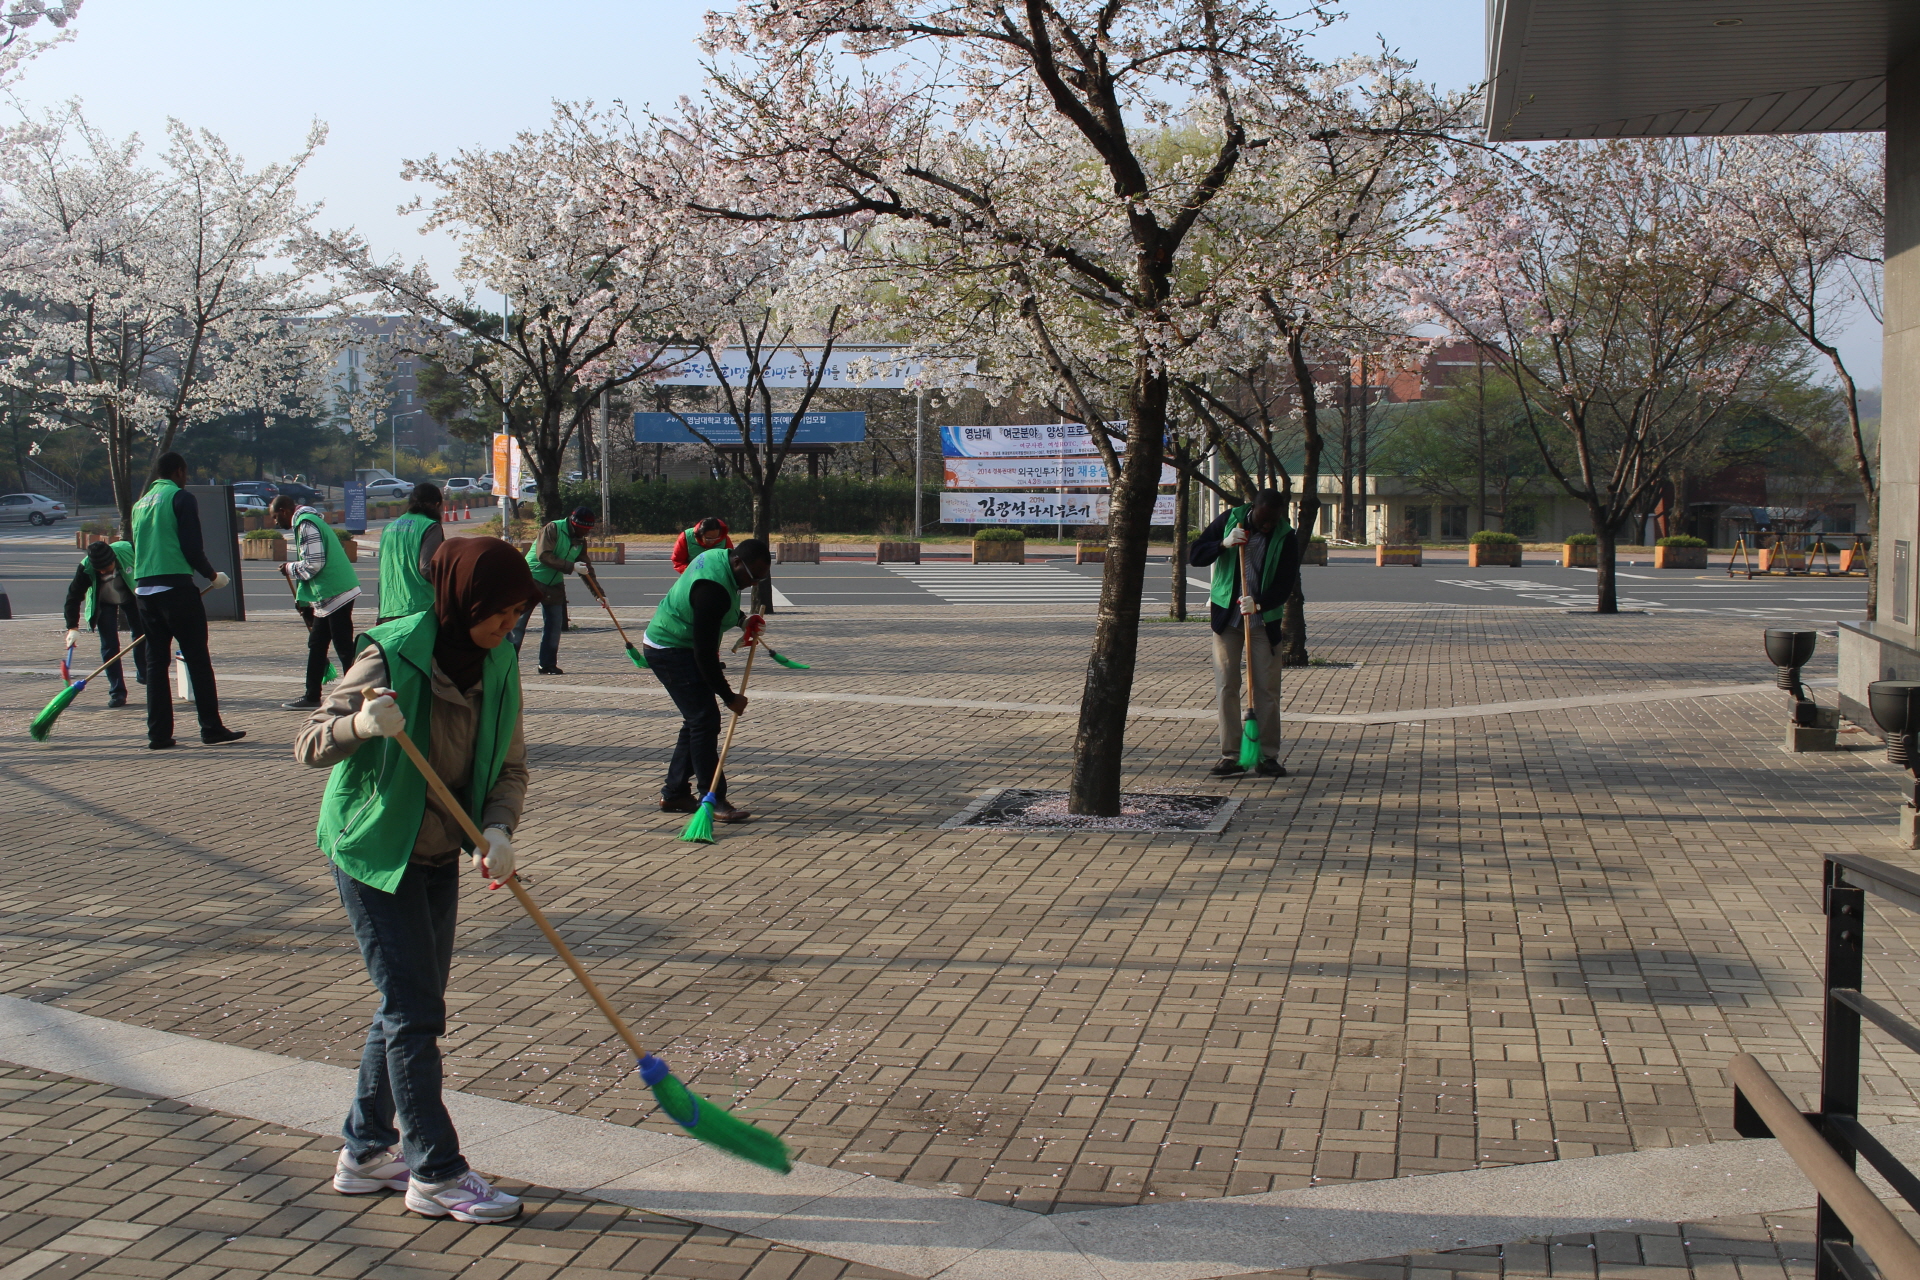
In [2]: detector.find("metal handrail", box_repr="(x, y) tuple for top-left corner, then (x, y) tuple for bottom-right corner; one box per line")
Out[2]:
(1731, 1054), (1920, 1276)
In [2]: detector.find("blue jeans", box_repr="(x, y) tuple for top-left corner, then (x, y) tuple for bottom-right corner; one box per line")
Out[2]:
(334, 860), (467, 1183)
(509, 593), (564, 668)
(647, 645), (728, 804)
(94, 602), (146, 699)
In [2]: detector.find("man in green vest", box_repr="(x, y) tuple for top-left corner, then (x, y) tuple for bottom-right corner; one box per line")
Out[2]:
(377, 483), (445, 623)
(63, 538), (146, 707)
(273, 494), (363, 709)
(1189, 489), (1302, 778)
(642, 538), (772, 821)
(510, 506), (597, 674)
(132, 451), (241, 749)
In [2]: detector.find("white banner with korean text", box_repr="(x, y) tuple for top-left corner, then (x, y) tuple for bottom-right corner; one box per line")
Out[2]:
(943, 457), (1177, 488)
(940, 491), (1177, 525)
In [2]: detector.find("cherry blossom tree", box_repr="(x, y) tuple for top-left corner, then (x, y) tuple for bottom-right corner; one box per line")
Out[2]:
(1702, 136), (1884, 614)
(1400, 140), (1786, 613)
(0, 104), (338, 530)
(309, 106), (691, 523)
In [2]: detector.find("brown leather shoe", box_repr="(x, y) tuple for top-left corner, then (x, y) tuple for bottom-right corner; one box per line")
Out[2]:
(712, 803), (753, 824)
(658, 794), (699, 814)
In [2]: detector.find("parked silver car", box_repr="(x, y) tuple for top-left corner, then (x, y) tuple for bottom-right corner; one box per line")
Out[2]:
(0, 492), (68, 524)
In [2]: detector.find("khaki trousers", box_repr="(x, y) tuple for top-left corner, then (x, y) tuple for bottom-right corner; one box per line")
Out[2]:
(1213, 623), (1283, 760)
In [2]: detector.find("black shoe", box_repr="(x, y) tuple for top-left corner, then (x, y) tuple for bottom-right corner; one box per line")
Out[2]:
(282, 696), (322, 710)
(658, 794), (700, 814)
(201, 728), (246, 745)
(106, 694), (127, 708)
(537, 666), (564, 675)
(1254, 758), (1288, 778)
(1208, 759), (1246, 777)
(148, 738), (176, 750)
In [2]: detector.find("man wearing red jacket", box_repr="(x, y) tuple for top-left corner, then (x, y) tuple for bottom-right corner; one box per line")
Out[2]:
(670, 516), (732, 575)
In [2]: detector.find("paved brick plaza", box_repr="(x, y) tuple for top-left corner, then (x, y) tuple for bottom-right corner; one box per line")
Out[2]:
(1, 600), (1913, 1276)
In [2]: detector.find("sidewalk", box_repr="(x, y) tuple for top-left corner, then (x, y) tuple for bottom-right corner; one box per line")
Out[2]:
(1, 602), (1914, 1276)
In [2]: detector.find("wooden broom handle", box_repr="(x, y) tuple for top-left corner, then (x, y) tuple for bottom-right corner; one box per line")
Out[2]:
(581, 569), (640, 652)
(1238, 543), (1255, 704)
(389, 726), (650, 1063)
(707, 642), (758, 790)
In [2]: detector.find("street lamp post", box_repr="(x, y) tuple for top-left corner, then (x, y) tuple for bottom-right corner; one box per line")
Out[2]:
(390, 409), (423, 478)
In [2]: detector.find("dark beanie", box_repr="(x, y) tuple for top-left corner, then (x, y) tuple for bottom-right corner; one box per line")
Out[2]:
(86, 541), (117, 570)
(569, 507), (598, 527)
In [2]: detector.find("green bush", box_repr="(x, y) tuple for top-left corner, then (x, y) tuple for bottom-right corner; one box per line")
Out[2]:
(1470, 530), (1521, 545)
(1565, 532), (1598, 545)
(973, 527), (1025, 542)
(241, 527), (282, 541)
(1655, 535), (1707, 547)
(565, 476), (938, 536)
(1309, 536), (1328, 545)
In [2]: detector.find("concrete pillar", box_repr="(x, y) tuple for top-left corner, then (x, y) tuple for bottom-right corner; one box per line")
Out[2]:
(1840, 53), (1920, 726)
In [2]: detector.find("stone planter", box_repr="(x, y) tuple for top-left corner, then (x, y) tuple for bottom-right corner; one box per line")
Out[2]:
(241, 535), (286, 561)
(1468, 542), (1521, 567)
(1653, 545), (1707, 569)
(1302, 541), (1328, 565)
(1376, 545), (1422, 566)
(1841, 547), (1868, 574)
(778, 540), (820, 564)
(1562, 543), (1597, 567)
(339, 536), (360, 563)
(584, 540), (626, 564)
(972, 538), (1025, 564)
(75, 529), (115, 549)
(876, 541), (920, 564)
(1076, 542), (1106, 564)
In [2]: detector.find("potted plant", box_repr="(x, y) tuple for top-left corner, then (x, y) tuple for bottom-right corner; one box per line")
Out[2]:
(972, 526), (1026, 564)
(74, 517), (117, 549)
(1302, 536), (1328, 566)
(1376, 523), (1422, 566)
(1653, 534), (1708, 569)
(877, 540), (921, 564)
(240, 527), (286, 561)
(1562, 532), (1598, 567)
(1468, 529), (1522, 567)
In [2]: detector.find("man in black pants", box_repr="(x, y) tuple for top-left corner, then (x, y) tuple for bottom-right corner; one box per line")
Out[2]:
(130, 452), (244, 749)
(640, 538), (772, 822)
(63, 539), (147, 707)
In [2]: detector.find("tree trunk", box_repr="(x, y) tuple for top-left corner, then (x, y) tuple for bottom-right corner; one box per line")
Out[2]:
(750, 478), (775, 613)
(1594, 519), (1619, 614)
(108, 413), (136, 537)
(1171, 471), (1190, 621)
(1068, 367), (1166, 816)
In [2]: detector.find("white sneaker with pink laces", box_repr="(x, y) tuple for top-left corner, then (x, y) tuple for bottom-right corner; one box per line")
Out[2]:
(333, 1147), (410, 1193)
(404, 1170), (522, 1223)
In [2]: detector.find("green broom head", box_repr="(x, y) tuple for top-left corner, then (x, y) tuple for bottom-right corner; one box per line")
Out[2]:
(679, 794), (717, 844)
(639, 1054), (791, 1174)
(1237, 711), (1260, 768)
(325, 661), (340, 683)
(627, 643), (648, 670)
(29, 682), (82, 742)
(768, 648), (809, 670)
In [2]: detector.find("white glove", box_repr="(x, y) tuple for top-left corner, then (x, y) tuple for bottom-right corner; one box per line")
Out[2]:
(471, 826), (515, 881)
(210, 571), (230, 591)
(349, 691), (403, 739)
(1240, 594), (1258, 616)
(1223, 527), (1249, 547)
(63, 628), (80, 649)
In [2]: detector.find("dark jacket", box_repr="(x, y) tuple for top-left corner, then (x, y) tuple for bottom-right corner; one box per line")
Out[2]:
(1190, 509), (1302, 646)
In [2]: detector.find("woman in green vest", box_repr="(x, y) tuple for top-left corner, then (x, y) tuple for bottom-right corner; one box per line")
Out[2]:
(509, 506), (597, 674)
(377, 483), (446, 623)
(274, 495), (364, 709)
(1189, 489), (1302, 777)
(294, 536), (542, 1224)
(62, 539), (146, 706)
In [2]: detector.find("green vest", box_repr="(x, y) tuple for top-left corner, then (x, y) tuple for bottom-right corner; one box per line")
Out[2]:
(80, 541), (136, 627)
(378, 512), (436, 618)
(644, 547), (742, 650)
(132, 479), (193, 581)
(315, 612), (521, 892)
(1210, 505), (1291, 625)
(526, 520), (582, 587)
(290, 511), (362, 606)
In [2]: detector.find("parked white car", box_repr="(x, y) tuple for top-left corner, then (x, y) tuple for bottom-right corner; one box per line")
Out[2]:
(232, 494), (270, 515)
(444, 476), (483, 497)
(0, 492), (68, 524)
(363, 478), (412, 500)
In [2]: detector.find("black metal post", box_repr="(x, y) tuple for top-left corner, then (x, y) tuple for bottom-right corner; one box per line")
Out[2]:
(1819, 864), (1866, 1280)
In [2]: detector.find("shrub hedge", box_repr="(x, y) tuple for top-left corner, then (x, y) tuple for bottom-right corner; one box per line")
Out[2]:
(1655, 535), (1707, 547)
(1470, 530), (1521, 545)
(563, 477), (938, 535)
(973, 527), (1025, 541)
(1565, 532), (1598, 545)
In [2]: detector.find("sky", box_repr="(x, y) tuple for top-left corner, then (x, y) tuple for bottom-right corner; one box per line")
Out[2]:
(7, 0), (1882, 386)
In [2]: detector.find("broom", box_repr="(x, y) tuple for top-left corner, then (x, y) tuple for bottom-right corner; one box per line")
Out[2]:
(681, 640), (759, 844)
(282, 566), (338, 683)
(29, 633), (144, 741)
(581, 566), (647, 671)
(385, 726), (791, 1174)
(1236, 544), (1261, 770)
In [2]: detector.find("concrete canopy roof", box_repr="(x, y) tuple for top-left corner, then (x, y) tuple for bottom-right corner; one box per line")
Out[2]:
(1484, 0), (1917, 140)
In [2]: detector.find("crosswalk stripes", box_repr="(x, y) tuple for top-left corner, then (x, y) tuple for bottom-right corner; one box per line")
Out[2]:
(886, 563), (1107, 604)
